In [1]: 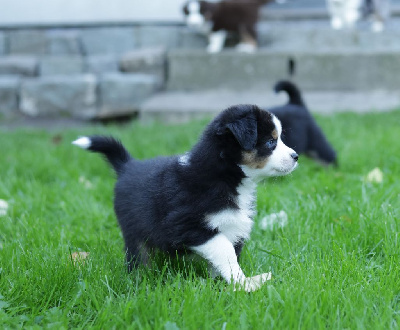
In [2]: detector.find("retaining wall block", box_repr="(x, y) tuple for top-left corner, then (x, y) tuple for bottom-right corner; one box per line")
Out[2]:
(40, 56), (84, 76)
(98, 73), (160, 118)
(0, 56), (38, 77)
(20, 74), (97, 119)
(85, 55), (118, 74)
(0, 76), (20, 116)
(8, 30), (47, 55)
(178, 28), (208, 49)
(81, 27), (137, 55)
(139, 26), (180, 49)
(0, 32), (5, 55)
(119, 47), (166, 83)
(46, 30), (82, 55)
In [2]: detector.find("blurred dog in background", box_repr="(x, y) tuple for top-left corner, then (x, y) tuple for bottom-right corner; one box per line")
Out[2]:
(326, 0), (363, 29)
(266, 81), (337, 166)
(363, 0), (391, 32)
(326, 0), (391, 32)
(183, 0), (274, 53)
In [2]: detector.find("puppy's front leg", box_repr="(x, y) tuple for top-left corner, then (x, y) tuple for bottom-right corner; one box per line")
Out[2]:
(191, 234), (271, 292)
(207, 31), (227, 53)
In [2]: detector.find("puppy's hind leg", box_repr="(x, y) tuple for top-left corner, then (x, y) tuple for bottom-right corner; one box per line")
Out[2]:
(236, 25), (257, 53)
(371, 0), (390, 32)
(125, 241), (150, 272)
(191, 234), (271, 292)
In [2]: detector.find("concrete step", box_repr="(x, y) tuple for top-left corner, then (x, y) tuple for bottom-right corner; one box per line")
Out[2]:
(140, 88), (400, 123)
(261, 4), (400, 20)
(167, 49), (400, 91)
(257, 19), (400, 50)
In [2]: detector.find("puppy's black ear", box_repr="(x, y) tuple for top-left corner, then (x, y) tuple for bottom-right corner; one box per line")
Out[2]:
(225, 114), (258, 151)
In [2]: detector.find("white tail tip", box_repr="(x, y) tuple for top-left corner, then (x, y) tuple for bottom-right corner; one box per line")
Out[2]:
(72, 136), (91, 149)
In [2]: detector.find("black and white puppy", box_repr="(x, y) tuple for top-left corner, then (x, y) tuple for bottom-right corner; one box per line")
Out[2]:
(326, 0), (363, 29)
(183, 0), (272, 53)
(267, 81), (337, 166)
(326, 0), (391, 32)
(73, 104), (298, 292)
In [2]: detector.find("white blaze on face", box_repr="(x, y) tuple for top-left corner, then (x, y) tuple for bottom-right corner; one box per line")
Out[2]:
(241, 115), (298, 180)
(186, 1), (205, 27)
(267, 115), (298, 174)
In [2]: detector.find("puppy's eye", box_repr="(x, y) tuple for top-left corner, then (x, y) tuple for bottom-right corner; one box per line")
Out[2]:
(266, 139), (277, 149)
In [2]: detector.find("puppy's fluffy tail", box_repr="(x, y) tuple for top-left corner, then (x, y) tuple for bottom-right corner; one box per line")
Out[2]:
(274, 80), (305, 107)
(72, 136), (131, 175)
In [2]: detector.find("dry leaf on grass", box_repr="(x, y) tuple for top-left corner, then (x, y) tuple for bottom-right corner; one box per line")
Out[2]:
(70, 252), (90, 266)
(51, 134), (63, 145)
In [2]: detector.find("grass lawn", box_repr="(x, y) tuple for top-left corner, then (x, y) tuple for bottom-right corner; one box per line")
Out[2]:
(0, 111), (399, 329)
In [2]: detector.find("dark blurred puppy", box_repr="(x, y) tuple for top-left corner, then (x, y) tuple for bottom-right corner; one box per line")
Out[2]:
(183, 0), (273, 53)
(267, 81), (337, 165)
(363, 0), (391, 32)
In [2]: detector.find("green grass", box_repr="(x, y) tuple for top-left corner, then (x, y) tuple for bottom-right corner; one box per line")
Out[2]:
(0, 111), (399, 329)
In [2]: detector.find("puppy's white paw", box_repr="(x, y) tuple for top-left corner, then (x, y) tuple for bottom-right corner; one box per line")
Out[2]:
(371, 21), (384, 33)
(331, 18), (343, 30)
(235, 272), (272, 292)
(207, 44), (222, 53)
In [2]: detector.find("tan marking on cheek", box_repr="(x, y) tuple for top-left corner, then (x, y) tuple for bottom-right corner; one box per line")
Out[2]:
(242, 151), (269, 169)
(253, 158), (269, 169)
(242, 151), (256, 164)
(272, 129), (278, 139)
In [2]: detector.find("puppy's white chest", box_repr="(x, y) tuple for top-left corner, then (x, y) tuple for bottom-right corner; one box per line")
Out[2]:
(206, 179), (256, 244)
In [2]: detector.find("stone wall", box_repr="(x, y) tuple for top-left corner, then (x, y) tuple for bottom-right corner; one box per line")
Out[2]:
(0, 24), (207, 119)
(2, 20), (400, 119)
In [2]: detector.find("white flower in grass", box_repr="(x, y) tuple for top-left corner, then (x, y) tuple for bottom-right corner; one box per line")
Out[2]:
(0, 199), (8, 217)
(259, 210), (288, 231)
(79, 176), (93, 189)
(366, 167), (383, 183)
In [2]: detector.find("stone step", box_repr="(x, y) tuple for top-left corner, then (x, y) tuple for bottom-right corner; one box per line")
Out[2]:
(257, 19), (400, 50)
(0, 73), (160, 119)
(140, 88), (400, 123)
(167, 49), (400, 91)
(261, 4), (400, 20)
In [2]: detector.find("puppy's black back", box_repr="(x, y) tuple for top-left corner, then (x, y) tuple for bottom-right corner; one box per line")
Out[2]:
(113, 131), (244, 266)
(113, 156), (217, 254)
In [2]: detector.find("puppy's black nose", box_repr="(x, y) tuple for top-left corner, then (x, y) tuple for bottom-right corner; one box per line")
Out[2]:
(291, 153), (299, 161)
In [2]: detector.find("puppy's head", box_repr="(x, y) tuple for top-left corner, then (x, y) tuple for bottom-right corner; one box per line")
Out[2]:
(183, 1), (214, 28)
(213, 105), (298, 181)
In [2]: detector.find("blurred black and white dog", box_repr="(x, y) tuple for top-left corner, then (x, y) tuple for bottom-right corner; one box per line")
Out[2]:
(267, 81), (337, 166)
(182, 0), (274, 53)
(73, 104), (298, 291)
(326, 0), (391, 32)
